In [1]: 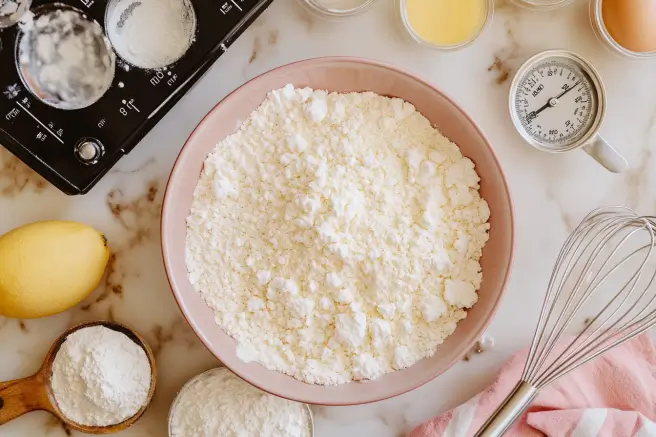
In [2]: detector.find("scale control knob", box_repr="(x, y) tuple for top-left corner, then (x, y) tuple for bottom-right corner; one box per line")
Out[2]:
(75, 139), (104, 165)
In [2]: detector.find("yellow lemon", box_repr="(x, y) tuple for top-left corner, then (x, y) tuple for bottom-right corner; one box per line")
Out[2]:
(0, 221), (110, 319)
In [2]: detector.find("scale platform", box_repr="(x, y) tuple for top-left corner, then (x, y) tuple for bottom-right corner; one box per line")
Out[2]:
(0, 0), (274, 195)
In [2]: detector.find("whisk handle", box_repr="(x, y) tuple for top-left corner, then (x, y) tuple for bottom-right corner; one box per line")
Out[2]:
(473, 381), (539, 437)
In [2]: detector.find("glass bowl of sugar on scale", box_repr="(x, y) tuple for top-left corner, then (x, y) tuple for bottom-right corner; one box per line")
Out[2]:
(15, 4), (115, 110)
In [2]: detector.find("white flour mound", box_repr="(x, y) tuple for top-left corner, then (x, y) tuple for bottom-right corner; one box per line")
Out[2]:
(170, 368), (311, 437)
(185, 85), (491, 385)
(51, 326), (151, 426)
(106, 0), (195, 69)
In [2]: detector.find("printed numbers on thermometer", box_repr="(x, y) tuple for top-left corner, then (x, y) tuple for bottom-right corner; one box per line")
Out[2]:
(514, 61), (596, 147)
(119, 99), (140, 116)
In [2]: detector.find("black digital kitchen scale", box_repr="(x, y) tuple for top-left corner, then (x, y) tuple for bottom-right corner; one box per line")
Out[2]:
(0, 0), (274, 195)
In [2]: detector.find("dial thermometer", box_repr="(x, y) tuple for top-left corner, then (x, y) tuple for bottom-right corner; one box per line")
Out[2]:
(509, 50), (627, 173)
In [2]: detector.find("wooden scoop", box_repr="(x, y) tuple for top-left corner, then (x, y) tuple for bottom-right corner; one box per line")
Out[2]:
(0, 321), (157, 434)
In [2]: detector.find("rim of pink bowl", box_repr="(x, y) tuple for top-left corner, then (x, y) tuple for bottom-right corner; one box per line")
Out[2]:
(160, 56), (515, 406)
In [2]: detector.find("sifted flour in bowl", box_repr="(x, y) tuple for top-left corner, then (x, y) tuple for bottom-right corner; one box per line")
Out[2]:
(185, 85), (490, 385)
(170, 368), (312, 437)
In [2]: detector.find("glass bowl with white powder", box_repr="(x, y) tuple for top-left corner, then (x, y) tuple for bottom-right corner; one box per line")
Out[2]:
(16, 5), (116, 110)
(168, 367), (314, 437)
(297, 0), (379, 19)
(105, 0), (196, 69)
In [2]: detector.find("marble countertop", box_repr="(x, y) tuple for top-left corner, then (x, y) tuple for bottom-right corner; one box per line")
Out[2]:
(1, 0), (656, 435)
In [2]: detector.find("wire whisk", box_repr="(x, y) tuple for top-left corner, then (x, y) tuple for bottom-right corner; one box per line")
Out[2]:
(475, 206), (656, 437)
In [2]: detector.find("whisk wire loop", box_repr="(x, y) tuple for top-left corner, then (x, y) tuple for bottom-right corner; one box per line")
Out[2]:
(475, 207), (656, 437)
(535, 239), (652, 387)
(524, 210), (629, 384)
(526, 209), (656, 388)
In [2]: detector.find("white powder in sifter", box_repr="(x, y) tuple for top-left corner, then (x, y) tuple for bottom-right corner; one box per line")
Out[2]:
(106, 0), (196, 69)
(170, 368), (312, 437)
(18, 8), (115, 109)
(51, 326), (152, 427)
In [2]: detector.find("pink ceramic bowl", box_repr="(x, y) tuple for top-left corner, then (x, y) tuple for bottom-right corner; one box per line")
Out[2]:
(161, 57), (514, 405)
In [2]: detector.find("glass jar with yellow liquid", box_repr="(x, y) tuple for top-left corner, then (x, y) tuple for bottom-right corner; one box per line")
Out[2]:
(399, 0), (493, 50)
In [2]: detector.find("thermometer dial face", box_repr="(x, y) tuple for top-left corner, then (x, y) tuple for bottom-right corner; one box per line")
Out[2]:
(510, 52), (603, 151)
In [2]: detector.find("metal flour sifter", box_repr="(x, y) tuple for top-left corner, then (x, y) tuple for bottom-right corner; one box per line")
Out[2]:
(475, 206), (656, 436)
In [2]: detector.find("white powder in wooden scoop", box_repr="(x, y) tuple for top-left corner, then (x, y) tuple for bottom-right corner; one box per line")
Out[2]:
(51, 326), (151, 427)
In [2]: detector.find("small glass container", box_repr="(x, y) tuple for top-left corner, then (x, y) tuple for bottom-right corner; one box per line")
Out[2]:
(510, 0), (573, 10)
(168, 368), (315, 437)
(589, 0), (656, 60)
(398, 0), (493, 51)
(297, 0), (378, 19)
(15, 4), (115, 110)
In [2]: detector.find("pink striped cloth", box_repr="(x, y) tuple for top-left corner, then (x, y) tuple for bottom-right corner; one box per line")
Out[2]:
(410, 335), (656, 437)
